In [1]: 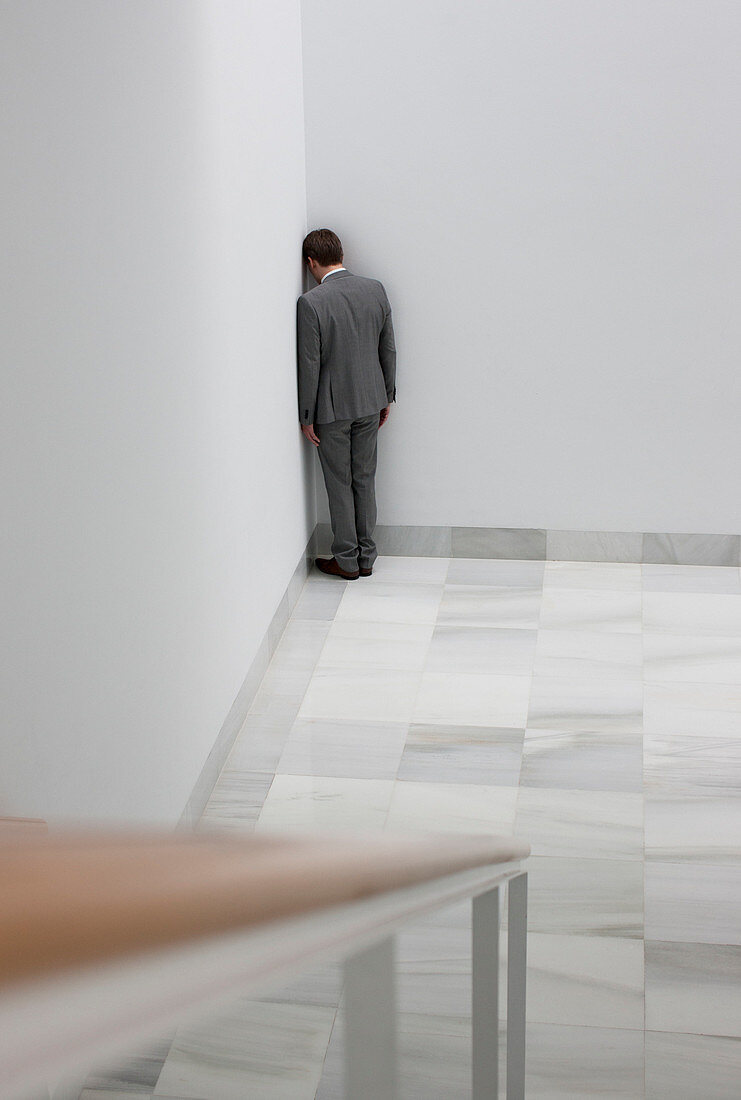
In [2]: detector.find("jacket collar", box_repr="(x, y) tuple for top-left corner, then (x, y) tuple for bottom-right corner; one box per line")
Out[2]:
(321, 267), (353, 282)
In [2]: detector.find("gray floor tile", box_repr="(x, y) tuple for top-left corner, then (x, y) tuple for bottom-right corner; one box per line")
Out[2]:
(397, 723), (524, 785)
(375, 524), (452, 557)
(547, 530), (643, 563)
(645, 940), (741, 1036)
(452, 526), (547, 559)
(643, 532), (740, 567)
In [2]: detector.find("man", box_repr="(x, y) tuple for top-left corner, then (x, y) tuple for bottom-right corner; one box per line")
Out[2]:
(297, 228), (396, 579)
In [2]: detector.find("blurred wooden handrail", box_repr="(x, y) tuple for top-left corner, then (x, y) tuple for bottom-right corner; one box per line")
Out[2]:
(0, 827), (530, 1100)
(0, 828), (529, 991)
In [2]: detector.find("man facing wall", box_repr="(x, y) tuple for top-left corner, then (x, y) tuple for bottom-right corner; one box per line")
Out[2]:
(297, 228), (397, 579)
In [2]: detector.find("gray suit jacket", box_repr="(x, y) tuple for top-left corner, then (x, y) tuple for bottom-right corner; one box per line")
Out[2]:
(297, 268), (396, 425)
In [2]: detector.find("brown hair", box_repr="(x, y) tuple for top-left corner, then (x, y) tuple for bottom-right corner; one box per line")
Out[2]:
(302, 228), (343, 266)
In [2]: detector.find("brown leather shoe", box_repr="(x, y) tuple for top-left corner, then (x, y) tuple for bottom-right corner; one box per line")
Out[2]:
(359, 566), (373, 576)
(316, 557), (360, 580)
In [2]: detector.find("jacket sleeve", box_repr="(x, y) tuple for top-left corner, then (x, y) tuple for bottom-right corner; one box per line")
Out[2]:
(296, 295), (321, 424)
(378, 290), (397, 404)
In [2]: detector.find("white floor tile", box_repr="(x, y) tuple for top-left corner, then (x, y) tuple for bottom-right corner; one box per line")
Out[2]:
(334, 581), (444, 624)
(514, 932), (644, 1029)
(522, 855), (644, 938)
(645, 795), (741, 862)
(643, 734), (741, 796)
(413, 670), (531, 727)
(316, 618), (433, 671)
(438, 585), (542, 629)
(364, 555), (450, 585)
(521, 728), (643, 792)
(643, 633), (741, 683)
(645, 1031), (741, 1098)
(276, 717), (408, 780)
(544, 561), (642, 591)
(446, 557), (545, 587)
(297, 666), (422, 722)
(534, 629), (642, 679)
(257, 774), (394, 833)
(643, 563), (741, 594)
(527, 675), (643, 732)
(386, 781), (518, 835)
(643, 591), (741, 635)
(539, 588), (642, 632)
(644, 680), (741, 737)
(645, 861), (741, 944)
(426, 624), (537, 675)
(515, 787), (643, 860)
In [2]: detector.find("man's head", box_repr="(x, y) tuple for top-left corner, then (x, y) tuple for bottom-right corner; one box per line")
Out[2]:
(302, 228), (344, 283)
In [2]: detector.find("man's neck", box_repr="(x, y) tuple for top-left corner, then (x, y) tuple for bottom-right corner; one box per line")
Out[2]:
(320, 265), (345, 283)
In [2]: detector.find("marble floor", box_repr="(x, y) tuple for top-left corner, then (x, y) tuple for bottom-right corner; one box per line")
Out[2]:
(81, 557), (741, 1099)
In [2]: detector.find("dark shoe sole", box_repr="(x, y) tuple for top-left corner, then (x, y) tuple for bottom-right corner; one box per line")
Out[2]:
(359, 568), (373, 576)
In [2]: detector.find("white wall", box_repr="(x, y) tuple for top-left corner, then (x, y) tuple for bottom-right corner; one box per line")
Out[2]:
(0, 1), (312, 826)
(302, 0), (741, 534)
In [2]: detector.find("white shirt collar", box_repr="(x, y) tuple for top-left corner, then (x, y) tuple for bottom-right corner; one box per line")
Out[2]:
(320, 266), (346, 283)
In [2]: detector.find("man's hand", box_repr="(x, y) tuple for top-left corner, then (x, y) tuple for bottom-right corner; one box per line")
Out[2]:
(301, 422), (320, 446)
(379, 405), (391, 428)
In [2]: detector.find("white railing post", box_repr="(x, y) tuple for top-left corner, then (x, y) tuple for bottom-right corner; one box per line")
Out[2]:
(506, 873), (527, 1100)
(472, 885), (501, 1098)
(343, 935), (398, 1099)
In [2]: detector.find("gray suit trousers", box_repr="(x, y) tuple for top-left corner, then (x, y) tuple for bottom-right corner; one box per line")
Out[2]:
(316, 413), (380, 572)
